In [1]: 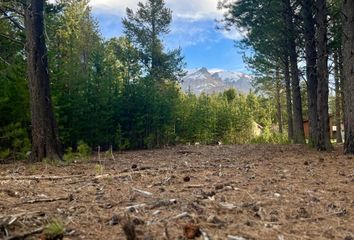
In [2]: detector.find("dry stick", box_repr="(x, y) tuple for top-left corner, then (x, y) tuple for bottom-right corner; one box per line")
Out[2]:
(22, 195), (70, 204)
(163, 222), (170, 240)
(0, 211), (44, 221)
(98, 145), (101, 165)
(110, 145), (116, 161)
(5, 227), (44, 240)
(0, 175), (85, 181)
(132, 188), (153, 196)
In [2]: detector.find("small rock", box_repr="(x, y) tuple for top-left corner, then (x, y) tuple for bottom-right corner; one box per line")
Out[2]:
(336, 208), (348, 217)
(131, 164), (138, 169)
(328, 203), (337, 209)
(201, 190), (216, 199)
(215, 184), (224, 190)
(207, 215), (224, 224)
(344, 235), (353, 240)
(108, 215), (120, 226)
(183, 176), (191, 182)
(245, 220), (254, 227)
(183, 224), (201, 239)
(296, 207), (310, 218)
(304, 161), (309, 165)
(132, 217), (144, 225)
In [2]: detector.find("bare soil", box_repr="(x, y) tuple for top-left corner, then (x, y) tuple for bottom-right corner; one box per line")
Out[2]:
(0, 144), (353, 240)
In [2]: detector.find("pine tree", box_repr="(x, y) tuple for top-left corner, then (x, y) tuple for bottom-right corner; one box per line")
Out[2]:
(24, 0), (62, 161)
(122, 0), (185, 82)
(302, 0), (318, 147)
(342, 0), (354, 154)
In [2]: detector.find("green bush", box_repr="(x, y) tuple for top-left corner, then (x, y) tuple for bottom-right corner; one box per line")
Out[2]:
(77, 140), (91, 159)
(63, 147), (75, 163)
(63, 141), (92, 163)
(251, 132), (289, 144)
(0, 123), (30, 160)
(43, 219), (65, 240)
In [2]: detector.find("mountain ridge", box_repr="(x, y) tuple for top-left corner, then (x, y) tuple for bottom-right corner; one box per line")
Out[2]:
(181, 67), (253, 95)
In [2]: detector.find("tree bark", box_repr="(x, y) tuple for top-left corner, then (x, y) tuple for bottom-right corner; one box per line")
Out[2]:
(339, 50), (345, 133)
(333, 51), (343, 143)
(302, 0), (318, 147)
(275, 66), (283, 134)
(342, 0), (354, 154)
(283, 0), (305, 144)
(284, 56), (294, 140)
(25, 0), (62, 161)
(315, 0), (331, 150)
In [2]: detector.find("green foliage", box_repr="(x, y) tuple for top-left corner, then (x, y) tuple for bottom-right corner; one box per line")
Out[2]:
(176, 92), (260, 144)
(63, 141), (90, 162)
(122, 0), (185, 81)
(43, 219), (65, 240)
(0, 0), (285, 160)
(77, 141), (91, 159)
(95, 164), (104, 175)
(251, 131), (290, 144)
(63, 147), (75, 163)
(0, 123), (30, 160)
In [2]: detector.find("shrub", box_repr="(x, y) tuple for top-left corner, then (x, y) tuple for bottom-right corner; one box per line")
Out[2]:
(43, 219), (65, 240)
(0, 123), (30, 160)
(77, 140), (91, 159)
(63, 147), (75, 163)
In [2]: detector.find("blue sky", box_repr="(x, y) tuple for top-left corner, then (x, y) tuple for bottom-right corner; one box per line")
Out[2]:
(90, 0), (247, 72)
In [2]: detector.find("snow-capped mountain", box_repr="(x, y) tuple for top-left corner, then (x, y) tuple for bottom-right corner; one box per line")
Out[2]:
(181, 68), (253, 95)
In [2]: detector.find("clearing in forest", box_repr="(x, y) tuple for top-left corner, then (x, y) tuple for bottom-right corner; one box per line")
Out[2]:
(0, 144), (353, 239)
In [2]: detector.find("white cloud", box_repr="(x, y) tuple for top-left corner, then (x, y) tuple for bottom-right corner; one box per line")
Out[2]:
(88, 0), (222, 20)
(220, 28), (245, 41)
(163, 19), (225, 49)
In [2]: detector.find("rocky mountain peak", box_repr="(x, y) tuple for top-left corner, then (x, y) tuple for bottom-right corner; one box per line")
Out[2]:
(181, 67), (252, 95)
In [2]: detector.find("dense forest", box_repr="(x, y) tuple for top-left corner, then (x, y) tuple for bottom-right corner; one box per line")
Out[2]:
(219, 0), (354, 152)
(0, 0), (284, 162)
(0, 0), (353, 162)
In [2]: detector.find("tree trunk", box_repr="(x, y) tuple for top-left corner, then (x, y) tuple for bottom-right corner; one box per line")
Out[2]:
(302, 0), (318, 147)
(334, 51), (343, 143)
(275, 66), (283, 133)
(284, 56), (294, 140)
(25, 0), (62, 161)
(315, 0), (331, 150)
(342, 0), (354, 154)
(339, 50), (346, 135)
(283, 0), (305, 144)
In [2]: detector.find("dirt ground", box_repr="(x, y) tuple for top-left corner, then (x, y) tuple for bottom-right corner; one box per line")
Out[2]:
(0, 144), (353, 240)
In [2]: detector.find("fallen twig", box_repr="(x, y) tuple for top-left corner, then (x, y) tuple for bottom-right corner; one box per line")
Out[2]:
(185, 184), (204, 188)
(150, 199), (177, 209)
(125, 204), (147, 212)
(22, 195), (71, 204)
(219, 202), (237, 210)
(172, 212), (189, 219)
(227, 235), (246, 240)
(0, 211), (44, 221)
(5, 227), (43, 240)
(132, 188), (153, 196)
(0, 175), (84, 181)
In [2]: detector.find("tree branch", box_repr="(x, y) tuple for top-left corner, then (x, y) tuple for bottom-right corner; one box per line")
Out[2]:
(0, 32), (24, 45)
(0, 8), (24, 30)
